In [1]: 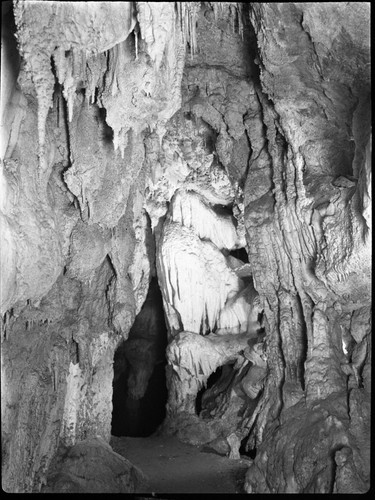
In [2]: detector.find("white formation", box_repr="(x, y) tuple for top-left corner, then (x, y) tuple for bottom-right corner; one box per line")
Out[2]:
(216, 291), (254, 335)
(217, 275), (263, 335)
(170, 190), (244, 250)
(60, 332), (117, 446)
(145, 108), (249, 333)
(158, 219), (246, 334)
(102, 2), (188, 158)
(167, 330), (250, 405)
(157, 177), (260, 336)
(60, 361), (84, 447)
(176, 2), (201, 57)
(137, 2), (176, 70)
(362, 136), (372, 233)
(166, 330), (266, 414)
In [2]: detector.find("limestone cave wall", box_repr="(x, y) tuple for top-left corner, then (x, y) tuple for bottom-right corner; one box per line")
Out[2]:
(0, 1), (371, 494)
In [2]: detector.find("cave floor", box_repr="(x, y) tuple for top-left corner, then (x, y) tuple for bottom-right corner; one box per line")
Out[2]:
(110, 434), (250, 494)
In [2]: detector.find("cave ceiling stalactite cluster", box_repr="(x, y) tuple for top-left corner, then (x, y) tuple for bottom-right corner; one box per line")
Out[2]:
(0, 0), (371, 494)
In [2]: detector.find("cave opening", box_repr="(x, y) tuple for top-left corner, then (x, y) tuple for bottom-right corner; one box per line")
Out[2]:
(239, 438), (257, 460)
(229, 247), (249, 263)
(195, 362), (236, 418)
(96, 106), (114, 146)
(111, 277), (168, 437)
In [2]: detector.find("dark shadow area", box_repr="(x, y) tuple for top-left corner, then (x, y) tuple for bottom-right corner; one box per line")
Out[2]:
(95, 106), (114, 146)
(1, 1), (20, 87)
(239, 436), (257, 459)
(212, 203), (234, 217)
(195, 363), (236, 418)
(295, 292), (308, 391)
(229, 247), (249, 263)
(112, 277), (168, 437)
(195, 366), (223, 415)
(241, 3), (262, 80)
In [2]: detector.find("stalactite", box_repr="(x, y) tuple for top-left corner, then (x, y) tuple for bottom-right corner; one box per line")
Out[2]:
(210, 2), (243, 39)
(176, 2), (200, 57)
(134, 25), (139, 61)
(85, 52), (106, 105)
(236, 3), (244, 40)
(112, 127), (129, 159)
(36, 85), (53, 175)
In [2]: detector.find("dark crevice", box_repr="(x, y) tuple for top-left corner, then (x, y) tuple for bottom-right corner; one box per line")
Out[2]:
(94, 86), (99, 104)
(296, 293), (308, 391)
(275, 302), (286, 417)
(327, 445), (347, 493)
(275, 128), (289, 199)
(102, 49), (111, 91)
(95, 106), (114, 146)
(195, 366), (223, 415)
(112, 277), (168, 437)
(244, 3), (263, 82)
(50, 55), (79, 211)
(105, 255), (117, 329)
(211, 202), (233, 216)
(229, 247), (249, 263)
(241, 126), (253, 187)
(195, 363), (236, 418)
(239, 436), (257, 459)
(69, 339), (79, 364)
(2, 1), (20, 91)
(105, 254), (117, 278)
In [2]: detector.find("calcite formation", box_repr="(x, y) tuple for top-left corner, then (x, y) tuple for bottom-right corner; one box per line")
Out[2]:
(1, 1), (371, 494)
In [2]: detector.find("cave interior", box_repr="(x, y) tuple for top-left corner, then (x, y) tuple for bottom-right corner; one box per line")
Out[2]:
(0, 0), (371, 495)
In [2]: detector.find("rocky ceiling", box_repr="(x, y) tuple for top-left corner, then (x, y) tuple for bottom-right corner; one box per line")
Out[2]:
(0, 0), (371, 494)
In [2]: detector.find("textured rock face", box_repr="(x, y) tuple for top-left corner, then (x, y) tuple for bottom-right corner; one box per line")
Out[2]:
(145, 5), (267, 449)
(42, 436), (147, 493)
(1, 1), (371, 494)
(1, 1), (189, 492)
(242, 2), (371, 493)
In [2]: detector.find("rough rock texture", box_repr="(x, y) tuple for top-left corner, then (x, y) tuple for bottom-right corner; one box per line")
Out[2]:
(42, 436), (147, 493)
(161, 330), (265, 449)
(144, 4), (267, 451)
(242, 2), (371, 493)
(1, 1), (193, 492)
(0, 1), (371, 494)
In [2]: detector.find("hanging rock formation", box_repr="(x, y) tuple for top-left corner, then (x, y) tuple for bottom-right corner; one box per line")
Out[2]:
(1, 1), (371, 494)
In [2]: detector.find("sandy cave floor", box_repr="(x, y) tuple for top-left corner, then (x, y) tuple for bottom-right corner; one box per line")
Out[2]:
(110, 434), (251, 494)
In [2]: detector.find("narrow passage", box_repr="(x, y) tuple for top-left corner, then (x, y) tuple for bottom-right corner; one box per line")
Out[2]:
(110, 435), (250, 494)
